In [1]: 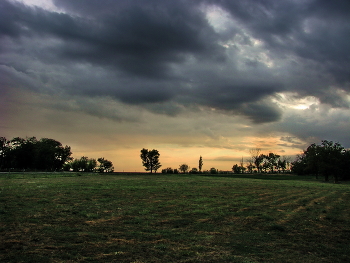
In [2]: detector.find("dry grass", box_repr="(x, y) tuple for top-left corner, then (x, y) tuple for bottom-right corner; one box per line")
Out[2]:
(1, 173), (349, 262)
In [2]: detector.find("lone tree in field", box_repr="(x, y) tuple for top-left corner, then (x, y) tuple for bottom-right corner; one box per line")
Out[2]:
(198, 156), (203, 172)
(140, 148), (162, 173)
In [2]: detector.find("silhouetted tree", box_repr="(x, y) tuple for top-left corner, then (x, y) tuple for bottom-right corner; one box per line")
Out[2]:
(0, 137), (9, 170)
(35, 138), (72, 171)
(198, 156), (203, 172)
(292, 140), (348, 182)
(233, 157), (246, 174)
(162, 167), (178, 174)
(70, 156), (88, 172)
(0, 136), (72, 171)
(210, 167), (218, 174)
(246, 157), (255, 173)
(97, 157), (114, 173)
(162, 167), (174, 174)
(266, 152), (280, 173)
(250, 148), (264, 173)
(277, 156), (288, 173)
(190, 167), (198, 174)
(232, 164), (242, 173)
(140, 148), (161, 173)
(179, 164), (190, 173)
(86, 158), (97, 172)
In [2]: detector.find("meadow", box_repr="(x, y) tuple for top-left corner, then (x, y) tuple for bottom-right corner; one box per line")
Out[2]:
(1, 173), (349, 262)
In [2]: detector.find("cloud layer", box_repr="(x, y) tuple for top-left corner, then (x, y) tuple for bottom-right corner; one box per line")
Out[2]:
(1, 0), (350, 169)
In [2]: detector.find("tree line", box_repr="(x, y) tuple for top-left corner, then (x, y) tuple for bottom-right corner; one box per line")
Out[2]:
(63, 157), (114, 173)
(141, 141), (350, 183)
(140, 149), (208, 174)
(0, 137), (113, 172)
(2, 136), (349, 181)
(232, 150), (290, 174)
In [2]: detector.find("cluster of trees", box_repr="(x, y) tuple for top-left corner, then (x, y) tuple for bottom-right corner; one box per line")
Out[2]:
(140, 149), (206, 175)
(63, 157), (114, 173)
(0, 136), (114, 173)
(141, 147), (291, 175)
(0, 137), (72, 171)
(291, 140), (350, 182)
(141, 142), (350, 183)
(232, 150), (290, 174)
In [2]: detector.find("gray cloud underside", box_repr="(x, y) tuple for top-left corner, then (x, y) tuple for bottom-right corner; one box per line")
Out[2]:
(1, 0), (350, 125)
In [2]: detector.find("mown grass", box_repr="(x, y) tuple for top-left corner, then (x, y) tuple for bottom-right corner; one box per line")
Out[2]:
(1, 173), (349, 262)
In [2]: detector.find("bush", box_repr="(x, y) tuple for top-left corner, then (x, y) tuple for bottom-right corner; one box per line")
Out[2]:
(210, 167), (218, 174)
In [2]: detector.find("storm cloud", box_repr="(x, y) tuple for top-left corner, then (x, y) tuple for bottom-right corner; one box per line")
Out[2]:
(1, 0), (350, 168)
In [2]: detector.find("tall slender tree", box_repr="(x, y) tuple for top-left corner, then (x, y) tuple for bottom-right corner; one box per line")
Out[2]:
(198, 156), (203, 172)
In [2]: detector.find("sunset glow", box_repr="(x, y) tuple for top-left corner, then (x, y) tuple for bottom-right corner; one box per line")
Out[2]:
(1, 0), (349, 172)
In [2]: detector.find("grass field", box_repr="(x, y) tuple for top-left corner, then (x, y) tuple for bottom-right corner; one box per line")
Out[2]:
(1, 173), (349, 262)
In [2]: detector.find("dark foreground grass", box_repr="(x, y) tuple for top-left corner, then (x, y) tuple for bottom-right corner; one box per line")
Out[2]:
(1, 173), (349, 262)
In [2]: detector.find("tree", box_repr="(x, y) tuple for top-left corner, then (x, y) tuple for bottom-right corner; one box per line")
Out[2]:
(70, 156), (88, 172)
(0, 137), (9, 170)
(0, 136), (72, 171)
(266, 152), (280, 173)
(35, 138), (72, 171)
(250, 148), (264, 173)
(239, 157), (246, 173)
(179, 164), (190, 173)
(68, 156), (97, 172)
(233, 157), (246, 174)
(210, 167), (218, 174)
(9, 137), (37, 170)
(140, 148), (161, 173)
(97, 157), (114, 173)
(245, 157), (255, 173)
(232, 164), (243, 174)
(162, 167), (174, 174)
(190, 167), (198, 174)
(87, 158), (97, 172)
(198, 156), (203, 172)
(317, 140), (344, 182)
(291, 140), (348, 182)
(277, 156), (289, 173)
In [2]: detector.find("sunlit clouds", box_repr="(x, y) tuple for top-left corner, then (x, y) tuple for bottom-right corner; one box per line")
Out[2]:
(1, 0), (350, 171)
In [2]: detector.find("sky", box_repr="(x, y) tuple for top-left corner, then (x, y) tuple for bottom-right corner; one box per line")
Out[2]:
(1, 0), (350, 172)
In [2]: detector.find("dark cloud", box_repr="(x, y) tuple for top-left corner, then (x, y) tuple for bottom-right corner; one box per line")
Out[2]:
(277, 136), (304, 149)
(240, 101), (282, 124)
(1, 0), (222, 74)
(213, 0), (350, 88)
(1, 0), (349, 129)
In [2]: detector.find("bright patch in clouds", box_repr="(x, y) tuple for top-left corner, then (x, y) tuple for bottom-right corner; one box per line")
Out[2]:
(13, 0), (59, 11)
(1, 0), (350, 171)
(273, 93), (320, 110)
(204, 5), (233, 33)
